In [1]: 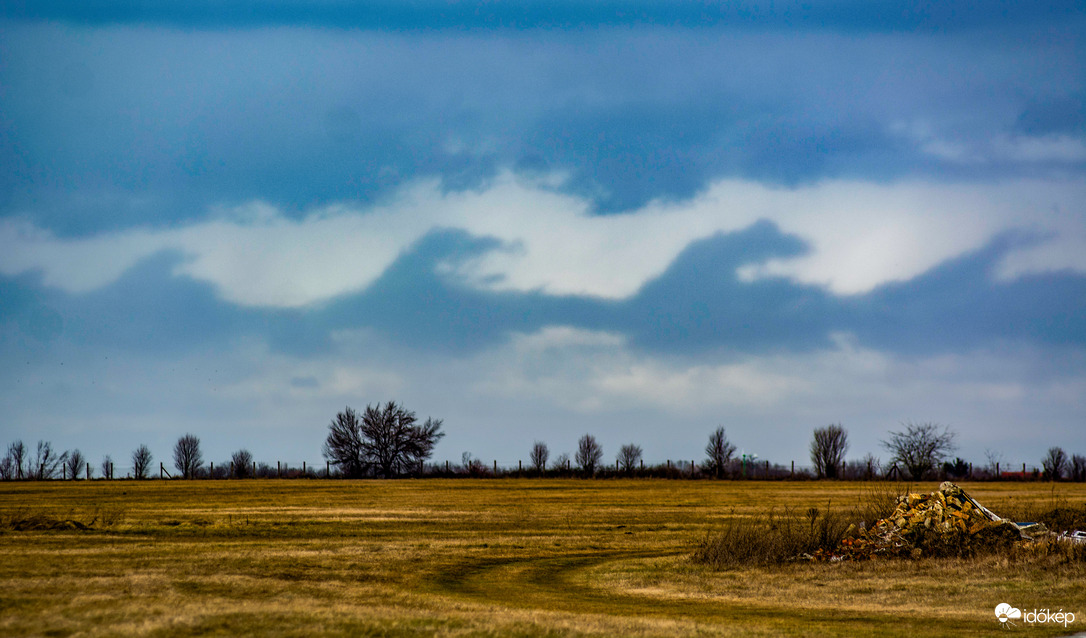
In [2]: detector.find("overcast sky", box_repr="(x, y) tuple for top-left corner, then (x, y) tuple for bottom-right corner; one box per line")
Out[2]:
(1, 1), (1084, 475)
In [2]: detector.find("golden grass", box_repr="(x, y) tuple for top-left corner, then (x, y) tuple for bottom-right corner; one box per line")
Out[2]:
(1, 480), (1084, 636)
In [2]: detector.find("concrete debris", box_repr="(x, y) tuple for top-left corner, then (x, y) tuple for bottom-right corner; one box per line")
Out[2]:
(809, 482), (1047, 561)
(1059, 530), (1086, 544)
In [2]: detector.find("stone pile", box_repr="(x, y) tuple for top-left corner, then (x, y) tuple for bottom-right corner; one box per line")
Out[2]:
(812, 482), (1044, 560)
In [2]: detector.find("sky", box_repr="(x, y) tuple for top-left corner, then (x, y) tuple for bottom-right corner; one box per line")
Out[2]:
(1, 1), (1084, 476)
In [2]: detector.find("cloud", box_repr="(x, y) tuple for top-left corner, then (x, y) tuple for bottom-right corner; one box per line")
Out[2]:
(3, 174), (1085, 310)
(3, 21), (1082, 232)
(899, 121), (1086, 164)
(464, 325), (1086, 461)
(5, 1), (1082, 31)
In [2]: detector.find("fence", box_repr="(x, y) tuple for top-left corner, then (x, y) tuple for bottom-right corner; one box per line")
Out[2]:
(3, 458), (1066, 481)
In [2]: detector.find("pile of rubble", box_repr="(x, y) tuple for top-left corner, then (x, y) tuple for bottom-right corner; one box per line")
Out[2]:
(811, 482), (1047, 561)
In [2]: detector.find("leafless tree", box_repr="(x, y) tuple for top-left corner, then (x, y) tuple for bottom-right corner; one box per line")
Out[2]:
(1071, 455), (1086, 482)
(575, 434), (603, 476)
(323, 402), (444, 478)
(65, 449), (86, 480)
(231, 449), (253, 478)
(323, 407), (366, 477)
(460, 451), (487, 476)
(6, 440), (27, 479)
(704, 427), (737, 479)
(810, 424), (848, 479)
(617, 444), (642, 474)
(553, 452), (571, 474)
(173, 434), (203, 479)
(882, 422), (956, 480)
(31, 440), (67, 480)
(1042, 447), (1068, 481)
(101, 454), (113, 479)
(984, 448), (1004, 477)
(132, 445), (153, 480)
(530, 441), (549, 473)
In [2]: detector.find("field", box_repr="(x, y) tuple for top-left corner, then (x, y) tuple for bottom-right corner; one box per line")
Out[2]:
(2, 479), (1085, 637)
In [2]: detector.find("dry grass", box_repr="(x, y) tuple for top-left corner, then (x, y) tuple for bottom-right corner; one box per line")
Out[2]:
(1, 480), (1084, 636)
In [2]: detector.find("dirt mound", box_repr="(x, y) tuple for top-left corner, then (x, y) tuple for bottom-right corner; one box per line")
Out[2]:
(812, 482), (1043, 560)
(4, 513), (91, 531)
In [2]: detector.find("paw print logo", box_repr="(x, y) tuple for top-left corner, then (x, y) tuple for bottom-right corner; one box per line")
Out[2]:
(995, 603), (1022, 628)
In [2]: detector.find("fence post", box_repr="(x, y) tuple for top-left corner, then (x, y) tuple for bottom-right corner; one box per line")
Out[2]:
(110, 462), (114, 480)
(765, 460), (769, 477)
(252, 461), (256, 478)
(493, 460), (497, 476)
(996, 461), (1000, 477)
(87, 465), (90, 480)
(1023, 463), (1026, 475)
(327, 460), (330, 477)
(303, 461), (306, 476)
(791, 460), (794, 478)
(446, 460), (449, 473)
(278, 461), (281, 478)
(210, 462), (213, 478)
(160, 462), (163, 479)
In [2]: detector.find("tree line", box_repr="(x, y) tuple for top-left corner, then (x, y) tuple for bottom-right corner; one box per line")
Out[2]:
(2, 402), (1084, 482)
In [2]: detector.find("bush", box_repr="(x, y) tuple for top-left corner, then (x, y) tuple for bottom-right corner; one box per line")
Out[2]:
(693, 485), (902, 568)
(693, 507), (856, 568)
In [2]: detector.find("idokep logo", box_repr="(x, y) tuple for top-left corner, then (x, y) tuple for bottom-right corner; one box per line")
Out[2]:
(995, 603), (1022, 627)
(995, 603), (1077, 629)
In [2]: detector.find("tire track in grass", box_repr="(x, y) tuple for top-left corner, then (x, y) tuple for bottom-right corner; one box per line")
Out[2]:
(429, 549), (983, 636)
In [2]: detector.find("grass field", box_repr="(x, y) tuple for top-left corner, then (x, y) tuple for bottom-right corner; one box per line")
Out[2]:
(2, 479), (1085, 636)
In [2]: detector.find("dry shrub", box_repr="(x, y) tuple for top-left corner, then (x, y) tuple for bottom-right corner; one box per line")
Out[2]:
(693, 507), (855, 568)
(694, 484), (906, 568)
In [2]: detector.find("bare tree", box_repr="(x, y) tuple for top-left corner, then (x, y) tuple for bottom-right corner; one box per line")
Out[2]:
(322, 402), (444, 478)
(29, 441), (67, 480)
(810, 424), (848, 479)
(101, 454), (113, 479)
(1071, 454), (1086, 482)
(575, 434), (603, 477)
(617, 444), (642, 474)
(323, 407), (366, 477)
(882, 422), (957, 480)
(460, 451), (487, 476)
(1042, 447), (1068, 481)
(984, 448), (1004, 478)
(231, 449), (253, 478)
(704, 427), (737, 479)
(132, 445), (153, 480)
(553, 452), (571, 474)
(65, 449), (86, 480)
(530, 441), (549, 473)
(173, 434), (203, 479)
(7, 440), (27, 479)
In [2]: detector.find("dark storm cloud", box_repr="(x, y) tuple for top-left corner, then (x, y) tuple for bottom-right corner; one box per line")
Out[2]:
(2, 1), (1082, 31)
(7, 222), (1081, 359)
(3, 21), (1082, 237)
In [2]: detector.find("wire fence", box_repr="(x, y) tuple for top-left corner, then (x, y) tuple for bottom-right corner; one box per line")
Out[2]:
(4, 457), (1067, 482)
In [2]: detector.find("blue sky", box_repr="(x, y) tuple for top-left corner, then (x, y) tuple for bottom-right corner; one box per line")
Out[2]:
(1, 2), (1084, 475)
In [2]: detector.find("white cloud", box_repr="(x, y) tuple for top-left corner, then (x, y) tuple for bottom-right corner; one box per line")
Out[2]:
(2, 174), (1084, 306)
(895, 120), (1086, 165)
(450, 325), (1086, 464)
